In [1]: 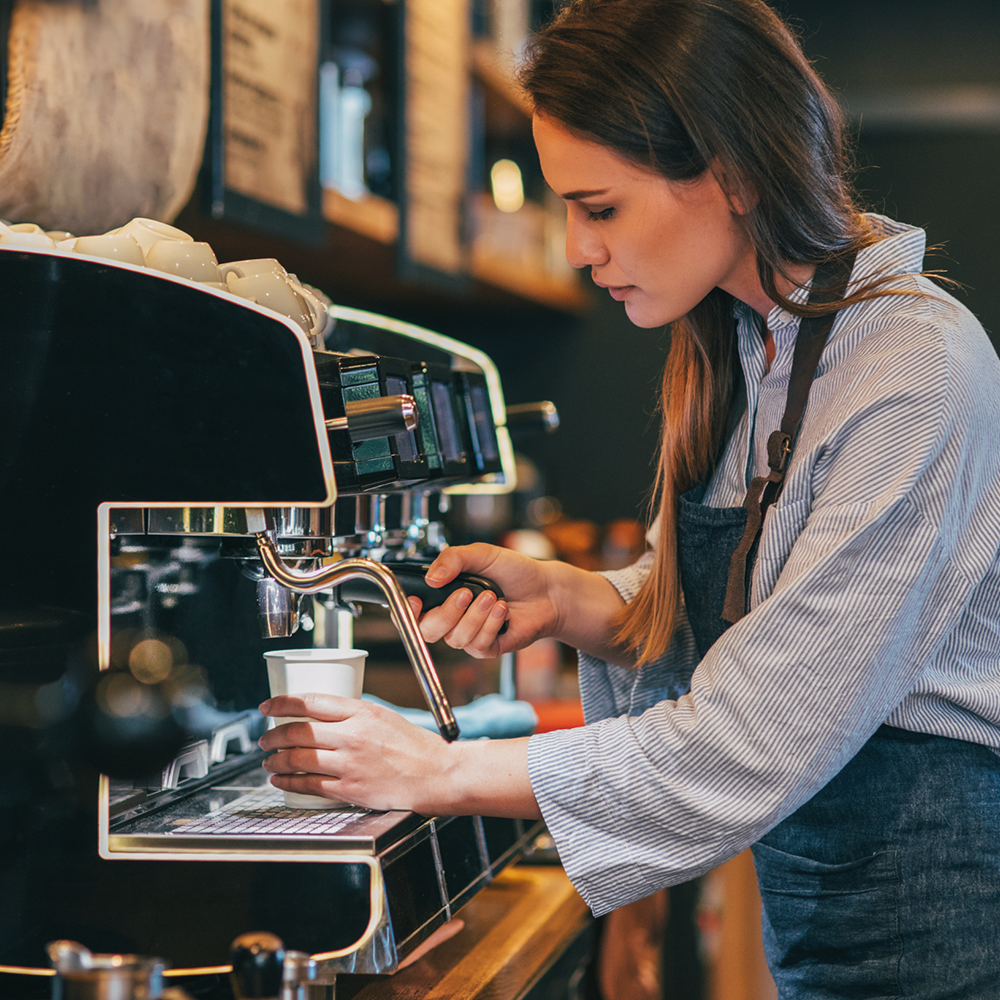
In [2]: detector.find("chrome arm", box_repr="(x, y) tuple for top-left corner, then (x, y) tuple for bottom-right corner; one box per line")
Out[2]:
(326, 394), (419, 442)
(253, 528), (459, 742)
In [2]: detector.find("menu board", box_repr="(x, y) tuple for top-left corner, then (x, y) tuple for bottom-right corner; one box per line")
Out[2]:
(221, 0), (319, 215)
(404, 0), (470, 276)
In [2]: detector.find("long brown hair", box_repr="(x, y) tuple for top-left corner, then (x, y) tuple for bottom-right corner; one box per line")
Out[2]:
(520, 0), (886, 663)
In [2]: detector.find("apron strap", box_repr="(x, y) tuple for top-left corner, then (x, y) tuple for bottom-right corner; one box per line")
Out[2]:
(721, 252), (857, 625)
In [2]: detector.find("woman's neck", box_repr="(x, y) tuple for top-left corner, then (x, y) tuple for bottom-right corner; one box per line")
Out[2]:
(723, 252), (816, 320)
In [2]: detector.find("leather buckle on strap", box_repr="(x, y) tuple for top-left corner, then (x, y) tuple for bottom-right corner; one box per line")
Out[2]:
(766, 430), (792, 473)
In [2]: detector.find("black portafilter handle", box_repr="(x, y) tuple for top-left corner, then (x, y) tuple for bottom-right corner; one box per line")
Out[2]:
(331, 560), (509, 634)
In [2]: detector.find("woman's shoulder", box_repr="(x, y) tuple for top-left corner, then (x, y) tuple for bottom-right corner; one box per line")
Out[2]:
(806, 240), (999, 463)
(839, 275), (990, 368)
(828, 221), (998, 403)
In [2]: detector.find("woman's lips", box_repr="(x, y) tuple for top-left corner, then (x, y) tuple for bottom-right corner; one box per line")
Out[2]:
(594, 278), (635, 301)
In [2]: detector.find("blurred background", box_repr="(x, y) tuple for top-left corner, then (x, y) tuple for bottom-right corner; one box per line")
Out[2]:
(0, 1), (996, 997)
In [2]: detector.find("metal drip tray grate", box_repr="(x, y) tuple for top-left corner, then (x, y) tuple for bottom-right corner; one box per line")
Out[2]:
(172, 787), (368, 837)
(107, 767), (425, 854)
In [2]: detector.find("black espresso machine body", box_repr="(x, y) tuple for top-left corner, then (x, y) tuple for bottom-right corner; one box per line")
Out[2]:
(0, 247), (539, 993)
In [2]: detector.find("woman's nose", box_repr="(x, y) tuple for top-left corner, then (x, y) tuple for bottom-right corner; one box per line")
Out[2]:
(565, 213), (609, 269)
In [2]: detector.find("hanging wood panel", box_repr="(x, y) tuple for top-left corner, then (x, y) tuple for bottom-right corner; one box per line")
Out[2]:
(0, 0), (210, 234)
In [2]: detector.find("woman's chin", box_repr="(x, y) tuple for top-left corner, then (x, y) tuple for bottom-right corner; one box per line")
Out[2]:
(623, 296), (669, 329)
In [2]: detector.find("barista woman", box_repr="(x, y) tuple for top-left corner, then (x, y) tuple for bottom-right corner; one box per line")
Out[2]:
(259, 0), (1000, 993)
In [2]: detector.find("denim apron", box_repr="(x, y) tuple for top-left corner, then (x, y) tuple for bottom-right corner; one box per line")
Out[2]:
(676, 265), (1000, 998)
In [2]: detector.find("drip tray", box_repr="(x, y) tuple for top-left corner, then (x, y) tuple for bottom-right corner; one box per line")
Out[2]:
(107, 766), (424, 856)
(173, 787), (370, 837)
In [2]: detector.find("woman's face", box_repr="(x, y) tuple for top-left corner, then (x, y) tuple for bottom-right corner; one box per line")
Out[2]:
(532, 114), (757, 327)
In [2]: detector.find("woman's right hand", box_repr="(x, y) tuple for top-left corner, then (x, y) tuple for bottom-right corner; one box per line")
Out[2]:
(410, 543), (560, 659)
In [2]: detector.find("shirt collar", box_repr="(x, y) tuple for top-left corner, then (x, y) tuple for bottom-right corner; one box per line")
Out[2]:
(730, 214), (928, 343)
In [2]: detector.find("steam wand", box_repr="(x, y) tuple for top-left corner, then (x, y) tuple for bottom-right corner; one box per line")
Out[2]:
(246, 509), (459, 742)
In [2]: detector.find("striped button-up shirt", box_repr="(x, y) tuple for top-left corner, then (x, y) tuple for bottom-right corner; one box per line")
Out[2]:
(526, 216), (1000, 916)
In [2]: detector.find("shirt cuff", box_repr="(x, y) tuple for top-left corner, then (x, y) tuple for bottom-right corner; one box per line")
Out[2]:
(527, 720), (707, 916)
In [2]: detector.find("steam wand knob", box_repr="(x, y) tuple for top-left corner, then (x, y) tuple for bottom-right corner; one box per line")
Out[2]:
(230, 933), (284, 1000)
(230, 933), (317, 1000)
(325, 394), (418, 442)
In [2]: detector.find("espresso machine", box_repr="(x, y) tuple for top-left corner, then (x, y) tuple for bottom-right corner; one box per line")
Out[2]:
(0, 245), (552, 996)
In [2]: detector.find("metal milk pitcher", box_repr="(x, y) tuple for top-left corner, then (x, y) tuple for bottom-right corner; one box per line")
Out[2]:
(47, 940), (166, 1000)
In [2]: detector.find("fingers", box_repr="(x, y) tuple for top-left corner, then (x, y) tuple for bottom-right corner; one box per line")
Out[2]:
(259, 692), (356, 725)
(267, 770), (348, 803)
(262, 745), (338, 774)
(422, 547), (465, 588)
(417, 586), (474, 642)
(256, 697), (456, 814)
(423, 543), (499, 588)
(258, 695), (370, 752)
(259, 727), (357, 803)
(258, 718), (327, 752)
(442, 590), (509, 656)
(417, 585), (509, 655)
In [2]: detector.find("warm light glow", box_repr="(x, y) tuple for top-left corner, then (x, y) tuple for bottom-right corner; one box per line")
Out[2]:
(97, 673), (153, 718)
(490, 159), (524, 213)
(129, 638), (174, 684)
(164, 966), (233, 977)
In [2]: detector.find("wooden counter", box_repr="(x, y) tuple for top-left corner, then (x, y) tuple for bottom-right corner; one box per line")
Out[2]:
(338, 865), (593, 1000)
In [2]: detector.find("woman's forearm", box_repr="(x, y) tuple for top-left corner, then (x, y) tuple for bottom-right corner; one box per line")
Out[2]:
(445, 736), (541, 818)
(545, 559), (636, 667)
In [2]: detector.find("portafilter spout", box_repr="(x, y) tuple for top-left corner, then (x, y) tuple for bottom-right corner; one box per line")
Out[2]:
(246, 509), (459, 742)
(257, 576), (302, 638)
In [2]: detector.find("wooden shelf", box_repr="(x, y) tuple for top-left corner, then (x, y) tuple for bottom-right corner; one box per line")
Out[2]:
(338, 864), (592, 1000)
(472, 245), (591, 314)
(173, 190), (588, 319)
(467, 42), (590, 313)
(169, 25), (590, 317)
(322, 188), (399, 245)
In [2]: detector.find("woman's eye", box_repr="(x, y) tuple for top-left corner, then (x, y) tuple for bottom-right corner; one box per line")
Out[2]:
(587, 207), (615, 221)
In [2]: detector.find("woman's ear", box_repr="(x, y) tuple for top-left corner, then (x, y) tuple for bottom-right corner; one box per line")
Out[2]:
(711, 160), (758, 215)
(728, 184), (758, 215)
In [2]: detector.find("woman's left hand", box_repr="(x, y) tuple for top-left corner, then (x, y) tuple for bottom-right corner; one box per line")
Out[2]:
(258, 694), (456, 814)
(257, 695), (540, 818)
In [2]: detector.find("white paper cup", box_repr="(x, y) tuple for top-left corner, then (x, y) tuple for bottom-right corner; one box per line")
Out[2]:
(263, 648), (367, 809)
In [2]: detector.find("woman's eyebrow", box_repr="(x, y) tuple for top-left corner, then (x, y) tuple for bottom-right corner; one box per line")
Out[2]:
(561, 188), (610, 200)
